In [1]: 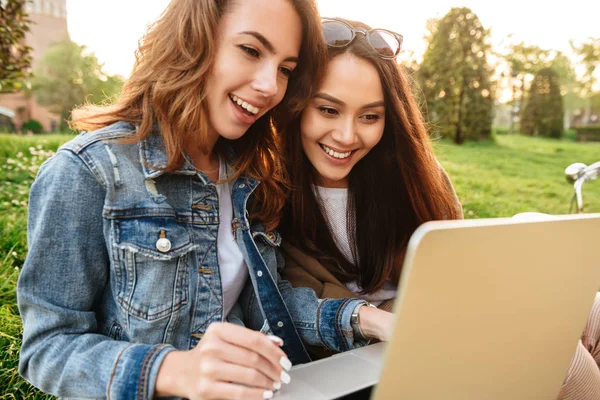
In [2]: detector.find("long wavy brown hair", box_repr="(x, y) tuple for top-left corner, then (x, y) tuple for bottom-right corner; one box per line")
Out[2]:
(281, 19), (463, 293)
(70, 0), (326, 231)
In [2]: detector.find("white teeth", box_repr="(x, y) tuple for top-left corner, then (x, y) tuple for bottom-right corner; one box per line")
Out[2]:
(230, 94), (259, 114)
(321, 144), (352, 159)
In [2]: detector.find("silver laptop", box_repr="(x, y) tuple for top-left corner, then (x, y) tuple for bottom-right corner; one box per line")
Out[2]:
(275, 214), (600, 399)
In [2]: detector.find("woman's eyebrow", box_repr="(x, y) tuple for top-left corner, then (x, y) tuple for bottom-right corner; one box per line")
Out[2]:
(360, 101), (385, 109)
(314, 93), (384, 109)
(314, 92), (344, 105)
(239, 31), (299, 63)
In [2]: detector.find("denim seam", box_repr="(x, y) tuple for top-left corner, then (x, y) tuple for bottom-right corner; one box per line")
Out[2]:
(59, 148), (108, 190)
(336, 298), (352, 352)
(103, 209), (177, 219)
(196, 240), (224, 310)
(61, 129), (132, 155)
(138, 344), (165, 400)
(193, 307), (223, 333)
(315, 300), (326, 350)
(107, 343), (134, 400)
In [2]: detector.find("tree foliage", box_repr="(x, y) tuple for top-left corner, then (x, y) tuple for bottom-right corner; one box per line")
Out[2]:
(521, 68), (564, 138)
(0, 0), (32, 92)
(417, 7), (493, 144)
(571, 37), (600, 96)
(570, 38), (600, 125)
(30, 40), (124, 130)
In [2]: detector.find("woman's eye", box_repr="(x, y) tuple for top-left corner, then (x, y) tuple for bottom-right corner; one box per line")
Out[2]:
(317, 106), (339, 116)
(279, 67), (293, 78)
(361, 114), (381, 123)
(240, 45), (260, 58)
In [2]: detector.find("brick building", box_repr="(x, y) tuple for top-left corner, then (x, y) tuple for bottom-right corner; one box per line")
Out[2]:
(0, 0), (69, 132)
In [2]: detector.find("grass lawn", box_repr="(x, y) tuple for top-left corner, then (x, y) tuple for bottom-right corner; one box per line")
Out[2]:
(434, 135), (600, 217)
(0, 132), (599, 398)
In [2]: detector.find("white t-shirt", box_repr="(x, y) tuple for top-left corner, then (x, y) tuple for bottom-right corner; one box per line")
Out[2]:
(216, 160), (248, 318)
(315, 185), (397, 306)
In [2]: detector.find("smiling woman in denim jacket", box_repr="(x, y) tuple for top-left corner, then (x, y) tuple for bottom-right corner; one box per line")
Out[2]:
(16, 1), (391, 399)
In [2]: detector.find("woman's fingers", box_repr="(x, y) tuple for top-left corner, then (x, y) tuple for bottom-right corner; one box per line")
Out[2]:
(207, 323), (292, 374)
(191, 379), (276, 400)
(201, 338), (285, 386)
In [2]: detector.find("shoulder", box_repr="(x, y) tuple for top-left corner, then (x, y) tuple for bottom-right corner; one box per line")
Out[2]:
(41, 122), (139, 188)
(60, 121), (137, 156)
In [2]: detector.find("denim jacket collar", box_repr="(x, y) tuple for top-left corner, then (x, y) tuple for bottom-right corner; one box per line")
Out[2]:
(138, 128), (260, 192)
(139, 130), (197, 179)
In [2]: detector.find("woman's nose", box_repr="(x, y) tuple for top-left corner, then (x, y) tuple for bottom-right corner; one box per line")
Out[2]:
(251, 64), (279, 98)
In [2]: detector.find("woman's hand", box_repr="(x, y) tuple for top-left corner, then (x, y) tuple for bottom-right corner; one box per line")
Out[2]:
(358, 306), (395, 342)
(155, 322), (291, 400)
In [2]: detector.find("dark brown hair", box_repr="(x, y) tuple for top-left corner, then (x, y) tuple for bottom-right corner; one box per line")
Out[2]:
(70, 0), (327, 231)
(281, 19), (462, 293)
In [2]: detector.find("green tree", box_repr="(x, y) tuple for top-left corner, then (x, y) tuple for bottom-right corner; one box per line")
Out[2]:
(500, 41), (551, 133)
(548, 51), (578, 129)
(521, 68), (564, 138)
(418, 7), (493, 144)
(571, 38), (600, 125)
(0, 0), (32, 92)
(30, 40), (124, 130)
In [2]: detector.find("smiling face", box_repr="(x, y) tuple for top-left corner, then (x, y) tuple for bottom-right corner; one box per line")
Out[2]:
(300, 53), (386, 188)
(204, 0), (302, 142)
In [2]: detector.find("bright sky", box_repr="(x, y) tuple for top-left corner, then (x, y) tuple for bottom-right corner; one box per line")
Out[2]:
(66, 0), (600, 78)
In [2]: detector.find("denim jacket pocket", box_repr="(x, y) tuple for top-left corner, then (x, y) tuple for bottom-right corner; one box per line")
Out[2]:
(111, 217), (197, 321)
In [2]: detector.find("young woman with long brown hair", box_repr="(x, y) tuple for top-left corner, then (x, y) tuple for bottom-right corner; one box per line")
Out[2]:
(280, 19), (600, 399)
(279, 18), (462, 354)
(17, 4), (389, 400)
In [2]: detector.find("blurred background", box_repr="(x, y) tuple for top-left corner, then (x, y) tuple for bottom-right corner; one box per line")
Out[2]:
(0, 1), (599, 398)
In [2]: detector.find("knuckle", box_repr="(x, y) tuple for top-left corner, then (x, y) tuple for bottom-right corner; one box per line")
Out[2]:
(248, 351), (261, 365)
(199, 361), (216, 377)
(233, 385), (250, 400)
(249, 368), (262, 382)
(249, 333), (263, 348)
(206, 322), (223, 335)
(194, 379), (210, 398)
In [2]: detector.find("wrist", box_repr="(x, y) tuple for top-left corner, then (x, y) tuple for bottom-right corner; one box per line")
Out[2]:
(358, 304), (387, 340)
(351, 302), (377, 340)
(155, 350), (185, 397)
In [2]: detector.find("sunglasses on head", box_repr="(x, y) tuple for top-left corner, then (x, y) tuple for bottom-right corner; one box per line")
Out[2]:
(322, 18), (403, 60)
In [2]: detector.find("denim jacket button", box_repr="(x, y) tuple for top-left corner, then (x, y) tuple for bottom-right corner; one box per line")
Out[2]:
(257, 271), (263, 277)
(156, 237), (172, 253)
(277, 321), (284, 327)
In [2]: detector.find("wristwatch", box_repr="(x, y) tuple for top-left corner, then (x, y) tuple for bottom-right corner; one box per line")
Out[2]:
(350, 301), (377, 340)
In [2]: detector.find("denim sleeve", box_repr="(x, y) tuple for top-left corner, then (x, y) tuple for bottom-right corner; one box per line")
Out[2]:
(17, 150), (174, 399)
(273, 248), (368, 352)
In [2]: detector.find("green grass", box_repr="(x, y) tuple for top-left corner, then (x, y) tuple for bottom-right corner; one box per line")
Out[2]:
(0, 134), (72, 400)
(434, 135), (600, 217)
(0, 132), (599, 398)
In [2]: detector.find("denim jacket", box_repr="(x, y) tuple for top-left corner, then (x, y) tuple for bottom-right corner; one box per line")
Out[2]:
(17, 122), (366, 399)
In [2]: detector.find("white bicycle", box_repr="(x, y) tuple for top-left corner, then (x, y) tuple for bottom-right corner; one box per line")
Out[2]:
(565, 162), (600, 213)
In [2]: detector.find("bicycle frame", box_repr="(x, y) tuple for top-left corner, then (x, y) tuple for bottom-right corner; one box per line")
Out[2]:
(565, 161), (600, 213)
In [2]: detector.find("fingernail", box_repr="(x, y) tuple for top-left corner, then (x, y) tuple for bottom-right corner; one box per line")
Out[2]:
(267, 335), (284, 346)
(273, 381), (282, 390)
(281, 370), (291, 384)
(263, 390), (274, 399)
(279, 356), (292, 371)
